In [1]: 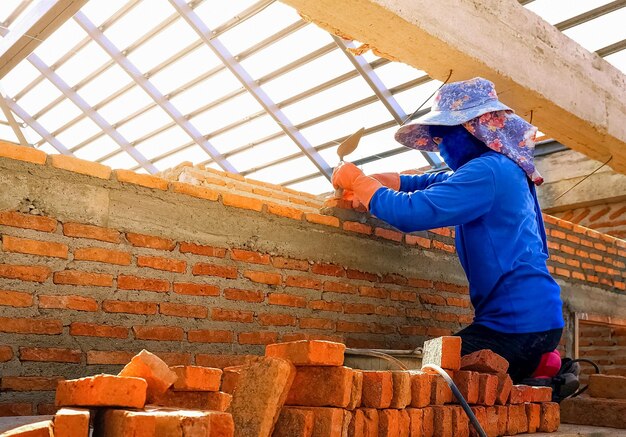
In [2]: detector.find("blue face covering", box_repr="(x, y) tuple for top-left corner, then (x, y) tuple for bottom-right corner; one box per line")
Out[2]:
(429, 125), (490, 171)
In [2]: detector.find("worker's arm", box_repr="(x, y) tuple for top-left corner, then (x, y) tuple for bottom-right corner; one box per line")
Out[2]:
(369, 161), (495, 233)
(398, 171), (453, 192)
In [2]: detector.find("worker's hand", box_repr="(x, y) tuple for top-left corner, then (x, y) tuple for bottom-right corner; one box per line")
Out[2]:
(332, 162), (364, 191)
(370, 173), (401, 191)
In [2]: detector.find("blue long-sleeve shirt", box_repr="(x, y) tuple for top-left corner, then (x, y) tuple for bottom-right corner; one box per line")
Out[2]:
(369, 151), (564, 334)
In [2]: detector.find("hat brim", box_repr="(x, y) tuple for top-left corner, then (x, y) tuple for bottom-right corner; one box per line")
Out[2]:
(395, 101), (512, 151)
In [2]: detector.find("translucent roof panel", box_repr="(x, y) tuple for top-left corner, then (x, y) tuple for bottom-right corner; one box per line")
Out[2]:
(76, 64), (133, 108)
(246, 154), (321, 185)
(287, 175), (332, 196)
(605, 50), (626, 72)
(360, 149), (425, 175)
(54, 41), (111, 88)
(229, 135), (303, 172)
(1, 59), (40, 96)
(80, 0), (130, 28)
(134, 125), (191, 160)
(394, 80), (443, 117)
(562, 8), (626, 53)
(127, 17), (203, 74)
(96, 84), (154, 124)
(374, 61), (428, 90)
(168, 69), (242, 115)
(153, 145), (213, 171)
(36, 99), (83, 133)
(55, 117), (102, 149)
(74, 137), (120, 162)
(104, 0), (174, 50)
(115, 106), (172, 143)
(32, 20), (85, 66)
(209, 115), (280, 154)
(101, 150), (138, 170)
(261, 49), (355, 103)
(193, 0), (258, 30)
(190, 92), (264, 137)
(17, 78), (63, 115)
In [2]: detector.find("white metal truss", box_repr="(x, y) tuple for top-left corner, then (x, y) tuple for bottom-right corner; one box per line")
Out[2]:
(0, 83), (28, 146)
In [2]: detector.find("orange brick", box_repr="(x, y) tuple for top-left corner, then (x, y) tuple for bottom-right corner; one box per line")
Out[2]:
(308, 300), (343, 312)
(53, 270), (112, 287)
(51, 155), (111, 179)
(299, 317), (336, 331)
(410, 371), (433, 408)
(361, 371), (393, 409)
(160, 302), (207, 319)
(211, 308), (254, 323)
(453, 371), (479, 404)
(406, 234), (432, 248)
(496, 373), (513, 405)
(192, 263), (237, 278)
(179, 242), (227, 258)
(506, 404), (528, 435)
(344, 303), (376, 314)
(2, 235), (67, 258)
(538, 402), (559, 432)
(20, 347), (81, 363)
(133, 325), (184, 341)
(222, 193), (263, 211)
(1, 376), (63, 391)
(0, 211), (56, 232)
(389, 371), (412, 409)
(273, 407), (314, 437)
(86, 350), (134, 365)
(117, 274), (169, 292)
(171, 181), (219, 201)
(346, 269), (379, 282)
(73, 247), (131, 265)
(286, 275), (322, 290)
(267, 203), (303, 220)
(286, 366), (354, 407)
(258, 313), (296, 327)
(171, 366), (222, 392)
(431, 374), (453, 405)
(312, 262), (345, 277)
(224, 288), (264, 303)
(323, 281), (357, 294)
(0, 143), (47, 164)
(0, 403), (33, 416)
(56, 374), (146, 408)
(509, 385), (533, 404)
(102, 300), (157, 315)
(422, 336), (462, 371)
(266, 340), (345, 366)
(336, 320), (369, 333)
(359, 286), (388, 299)
(0, 317), (61, 335)
(115, 169), (168, 190)
(390, 290), (417, 302)
(460, 349), (509, 374)
(477, 374), (498, 406)
(378, 409), (400, 437)
(53, 408), (90, 437)
(70, 322), (127, 339)
(119, 349), (177, 399)
(126, 232), (175, 250)
(305, 213), (340, 227)
(268, 292), (306, 308)
(343, 221), (372, 235)
(0, 289), (32, 307)
(0, 263), (50, 282)
(244, 270), (282, 285)
(272, 256), (309, 271)
(433, 240), (455, 253)
(0, 345), (13, 362)
(231, 249), (270, 265)
(0, 419), (54, 435)
(431, 406), (453, 437)
(451, 405), (470, 437)
(375, 227), (404, 242)
(530, 386), (552, 403)
(525, 402), (540, 433)
(173, 282), (219, 296)
(238, 331), (278, 345)
(149, 390), (232, 411)
(188, 329), (233, 344)
(137, 255), (186, 273)
(39, 295), (98, 312)
(63, 223), (119, 243)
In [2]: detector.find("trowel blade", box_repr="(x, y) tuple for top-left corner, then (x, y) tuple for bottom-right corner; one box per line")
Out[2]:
(337, 127), (365, 161)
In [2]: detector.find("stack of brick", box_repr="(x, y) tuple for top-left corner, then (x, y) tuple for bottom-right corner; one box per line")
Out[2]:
(0, 350), (234, 436)
(265, 339), (560, 437)
(560, 374), (626, 429)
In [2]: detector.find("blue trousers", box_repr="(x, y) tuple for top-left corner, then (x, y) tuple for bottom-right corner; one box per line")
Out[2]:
(454, 324), (563, 383)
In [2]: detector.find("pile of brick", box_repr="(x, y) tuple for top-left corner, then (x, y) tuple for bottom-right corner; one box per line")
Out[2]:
(223, 338), (560, 437)
(560, 374), (626, 429)
(0, 350), (234, 436)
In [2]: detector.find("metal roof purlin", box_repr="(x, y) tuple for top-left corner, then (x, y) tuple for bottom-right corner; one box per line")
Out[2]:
(169, 0), (333, 181)
(332, 36), (442, 168)
(73, 11), (238, 174)
(26, 53), (158, 173)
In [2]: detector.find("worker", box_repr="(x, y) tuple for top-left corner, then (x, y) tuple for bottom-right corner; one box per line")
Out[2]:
(332, 77), (565, 384)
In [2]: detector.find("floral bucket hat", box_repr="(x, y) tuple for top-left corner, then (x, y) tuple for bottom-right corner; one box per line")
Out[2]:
(395, 77), (543, 185)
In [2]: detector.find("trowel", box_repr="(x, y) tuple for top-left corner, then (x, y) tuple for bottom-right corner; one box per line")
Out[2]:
(334, 127), (365, 198)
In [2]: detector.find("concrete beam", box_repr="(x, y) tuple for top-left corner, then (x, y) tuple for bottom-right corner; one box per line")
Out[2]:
(0, 0), (87, 79)
(536, 150), (626, 212)
(279, 0), (626, 174)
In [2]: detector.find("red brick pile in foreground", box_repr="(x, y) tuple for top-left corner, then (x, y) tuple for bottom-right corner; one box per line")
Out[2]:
(0, 339), (560, 436)
(560, 374), (626, 429)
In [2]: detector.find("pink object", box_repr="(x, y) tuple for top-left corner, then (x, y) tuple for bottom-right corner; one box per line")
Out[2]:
(531, 350), (561, 378)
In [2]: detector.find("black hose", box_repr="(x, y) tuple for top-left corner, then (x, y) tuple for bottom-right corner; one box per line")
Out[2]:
(568, 358), (600, 398)
(422, 364), (488, 437)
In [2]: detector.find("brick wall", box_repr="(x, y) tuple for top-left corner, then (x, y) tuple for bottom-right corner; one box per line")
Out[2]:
(553, 200), (626, 240)
(578, 321), (626, 384)
(0, 143), (625, 415)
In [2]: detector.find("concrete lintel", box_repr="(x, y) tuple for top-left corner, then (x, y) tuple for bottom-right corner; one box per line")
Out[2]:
(279, 0), (626, 174)
(0, 0), (87, 79)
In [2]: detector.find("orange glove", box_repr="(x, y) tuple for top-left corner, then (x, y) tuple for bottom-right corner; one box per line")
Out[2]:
(333, 162), (383, 210)
(370, 173), (401, 190)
